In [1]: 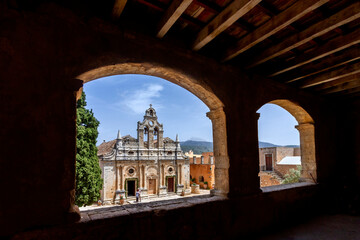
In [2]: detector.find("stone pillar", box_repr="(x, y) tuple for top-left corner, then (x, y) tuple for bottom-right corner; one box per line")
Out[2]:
(179, 164), (182, 184)
(117, 166), (121, 190)
(158, 130), (164, 148)
(161, 165), (165, 186)
(138, 128), (144, 147)
(142, 165), (145, 188)
(210, 156), (214, 165)
(119, 166), (123, 190)
(148, 130), (154, 148)
(296, 123), (317, 182)
(207, 107), (229, 196)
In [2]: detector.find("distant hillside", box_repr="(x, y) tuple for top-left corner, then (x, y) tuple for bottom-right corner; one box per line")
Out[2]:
(259, 141), (299, 148)
(180, 140), (213, 154)
(259, 141), (279, 148)
(180, 140), (299, 154)
(284, 145), (300, 148)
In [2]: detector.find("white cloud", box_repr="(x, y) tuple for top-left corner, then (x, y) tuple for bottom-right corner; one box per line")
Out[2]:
(119, 84), (164, 114)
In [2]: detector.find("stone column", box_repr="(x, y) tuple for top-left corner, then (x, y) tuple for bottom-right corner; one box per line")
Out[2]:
(138, 128), (144, 147)
(148, 130), (154, 148)
(142, 165), (145, 188)
(161, 165), (165, 186)
(119, 166), (123, 190)
(207, 107), (229, 196)
(295, 123), (317, 182)
(158, 130), (164, 148)
(117, 166), (121, 190)
(179, 164), (182, 184)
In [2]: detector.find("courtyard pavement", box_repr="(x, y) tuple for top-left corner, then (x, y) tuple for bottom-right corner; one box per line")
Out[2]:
(79, 189), (211, 211)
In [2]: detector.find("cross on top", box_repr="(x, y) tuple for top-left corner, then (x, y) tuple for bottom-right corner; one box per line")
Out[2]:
(150, 104), (152, 108)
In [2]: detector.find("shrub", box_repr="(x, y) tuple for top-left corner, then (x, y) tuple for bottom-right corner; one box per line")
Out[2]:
(282, 166), (301, 184)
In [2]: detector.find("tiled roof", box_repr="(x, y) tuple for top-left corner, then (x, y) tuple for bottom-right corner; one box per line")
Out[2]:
(97, 139), (116, 156)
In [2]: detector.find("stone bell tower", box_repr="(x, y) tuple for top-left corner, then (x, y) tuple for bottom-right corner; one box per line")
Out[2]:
(137, 104), (164, 149)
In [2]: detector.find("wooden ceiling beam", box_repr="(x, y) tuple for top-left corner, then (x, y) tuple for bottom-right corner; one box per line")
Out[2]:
(313, 73), (360, 91)
(269, 28), (360, 77)
(157, 0), (194, 38)
(321, 79), (360, 94)
(300, 61), (360, 88)
(192, 0), (261, 51)
(278, 46), (360, 83)
(194, 0), (255, 32)
(247, 2), (360, 67)
(338, 86), (360, 96)
(223, 0), (329, 62)
(112, 0), (128, 19)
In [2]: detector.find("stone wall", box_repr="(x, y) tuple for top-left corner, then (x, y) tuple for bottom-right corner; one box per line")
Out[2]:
(1, 2), (359, 238)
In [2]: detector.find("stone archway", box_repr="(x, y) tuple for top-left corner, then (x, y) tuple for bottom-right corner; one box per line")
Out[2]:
(264, 99), (317, 182)
(76, 63), (230, 196)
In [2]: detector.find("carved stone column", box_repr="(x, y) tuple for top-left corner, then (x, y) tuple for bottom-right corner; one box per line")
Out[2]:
(142, 165), (145, 188)
(295, 123), (317, 182)
(207, 107), (229, 196)
(119, 165), (123, 190)
(148, 130), (154, 148)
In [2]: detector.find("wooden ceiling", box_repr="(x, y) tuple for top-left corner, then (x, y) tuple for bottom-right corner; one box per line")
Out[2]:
(100, 0), (360, 98)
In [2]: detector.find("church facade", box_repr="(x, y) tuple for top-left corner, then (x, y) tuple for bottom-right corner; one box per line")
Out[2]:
(97, 105), (190, 203)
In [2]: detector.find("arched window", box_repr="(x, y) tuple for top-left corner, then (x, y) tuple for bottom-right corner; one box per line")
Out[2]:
(257, 100), (316, 189)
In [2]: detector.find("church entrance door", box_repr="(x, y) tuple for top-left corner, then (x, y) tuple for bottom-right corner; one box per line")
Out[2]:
(148, 179), (156, 194)
(167, 177), (174, 192)
(127, 180), (136, 196)
(265, 154), (273, 171)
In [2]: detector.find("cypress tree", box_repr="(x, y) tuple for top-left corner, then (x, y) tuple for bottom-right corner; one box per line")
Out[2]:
(75, 91), (102, 207)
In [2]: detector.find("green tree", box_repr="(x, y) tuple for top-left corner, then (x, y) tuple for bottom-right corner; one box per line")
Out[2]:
(282, 166), (302, 184)
(75, 92), (102, 207)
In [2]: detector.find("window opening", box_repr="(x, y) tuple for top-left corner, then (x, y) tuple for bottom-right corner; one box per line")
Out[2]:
(75, 71), (229, 212)
(257, 100), (316, 189)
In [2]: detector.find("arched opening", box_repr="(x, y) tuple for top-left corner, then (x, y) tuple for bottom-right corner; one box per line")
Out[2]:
(257, 99), (316, 188)
(75, 63), (230, 207)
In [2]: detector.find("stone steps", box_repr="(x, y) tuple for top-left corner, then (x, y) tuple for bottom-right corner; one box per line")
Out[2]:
(269, 171), (284, 182)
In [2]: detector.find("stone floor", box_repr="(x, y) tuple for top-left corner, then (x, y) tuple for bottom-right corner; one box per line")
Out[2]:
(256, 214), (360, 240)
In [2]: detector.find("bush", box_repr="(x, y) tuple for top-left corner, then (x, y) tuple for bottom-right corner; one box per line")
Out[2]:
(282, 166), (301, 184)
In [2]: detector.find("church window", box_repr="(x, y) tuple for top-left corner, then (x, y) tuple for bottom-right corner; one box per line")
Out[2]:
(167, 151), (172, 155)
(129, 168), (134, 174)
(128, 151), (134, 155)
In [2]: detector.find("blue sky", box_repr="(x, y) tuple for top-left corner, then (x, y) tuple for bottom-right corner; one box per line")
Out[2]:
(84, 74), (299, 146)
(257, 104), (299, 145)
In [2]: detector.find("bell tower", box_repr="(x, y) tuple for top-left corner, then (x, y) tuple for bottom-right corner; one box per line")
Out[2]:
(137, 104), (164, 149)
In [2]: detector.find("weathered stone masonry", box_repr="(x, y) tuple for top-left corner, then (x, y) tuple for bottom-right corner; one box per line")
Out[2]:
(98, 105), (190, 203)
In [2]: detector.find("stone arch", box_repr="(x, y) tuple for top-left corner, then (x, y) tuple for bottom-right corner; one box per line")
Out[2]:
(260, 99), (316, 183)
(77, 63), (223, 110)
(77, 63), (229, 196)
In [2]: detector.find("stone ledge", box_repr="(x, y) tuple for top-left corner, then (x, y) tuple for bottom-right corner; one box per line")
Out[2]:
(261, 182), (317, 193)
(80, 194), (226, 222)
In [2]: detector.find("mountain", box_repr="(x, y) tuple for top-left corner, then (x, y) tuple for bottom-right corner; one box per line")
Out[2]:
(258, 141), (300, 148)
(258, 141), (279, 148)
(180, 140), (213, 154)
(180, 140), (299, 154)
